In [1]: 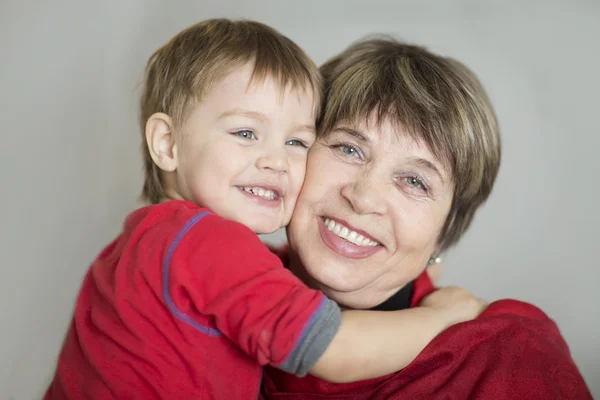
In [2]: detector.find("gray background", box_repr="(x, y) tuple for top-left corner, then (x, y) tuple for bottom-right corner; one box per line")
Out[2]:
(1, 0), (598, 398)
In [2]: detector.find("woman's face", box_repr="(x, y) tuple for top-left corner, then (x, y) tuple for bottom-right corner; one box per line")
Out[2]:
(287, 115), (455, 309)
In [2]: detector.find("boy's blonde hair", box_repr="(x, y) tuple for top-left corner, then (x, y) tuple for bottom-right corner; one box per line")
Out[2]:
(319, 38), (501, 252)
(139, 19), (322, 203)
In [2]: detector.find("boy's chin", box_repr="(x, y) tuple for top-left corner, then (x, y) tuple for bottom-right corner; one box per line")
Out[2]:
(244, 218), (284, 236)
(252, 225), (281, 235)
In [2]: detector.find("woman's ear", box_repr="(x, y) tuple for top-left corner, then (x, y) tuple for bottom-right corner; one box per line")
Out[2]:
(145, 112), (178, 172)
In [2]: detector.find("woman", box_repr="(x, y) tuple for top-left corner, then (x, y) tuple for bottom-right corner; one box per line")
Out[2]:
(261, 38), (592, 399)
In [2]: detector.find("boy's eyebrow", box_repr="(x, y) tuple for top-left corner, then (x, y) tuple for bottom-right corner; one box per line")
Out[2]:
(219, 108), (315, 134)
(296, 124), (316, 134)
(218, 108), (268, 122)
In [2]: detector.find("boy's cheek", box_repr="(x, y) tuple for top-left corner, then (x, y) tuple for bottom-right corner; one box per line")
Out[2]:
(282, 196), (300, 226)
(288, 164), (307, 194)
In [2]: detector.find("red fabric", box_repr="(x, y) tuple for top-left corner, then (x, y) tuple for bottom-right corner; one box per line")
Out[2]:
(262, 270), (592, 399)
(45, 200), (327, 400)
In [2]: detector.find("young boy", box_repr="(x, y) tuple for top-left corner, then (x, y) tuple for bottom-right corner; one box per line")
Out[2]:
(45, 19), (485, 399)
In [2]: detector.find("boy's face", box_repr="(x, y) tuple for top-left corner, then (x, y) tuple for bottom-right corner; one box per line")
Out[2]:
(173, 63), (316, 234)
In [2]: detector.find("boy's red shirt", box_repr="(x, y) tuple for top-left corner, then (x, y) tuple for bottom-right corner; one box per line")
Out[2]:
(45, 201), (339, 400)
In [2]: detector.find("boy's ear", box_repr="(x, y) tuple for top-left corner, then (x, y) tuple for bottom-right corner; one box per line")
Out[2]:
(145, 113), (178, 172)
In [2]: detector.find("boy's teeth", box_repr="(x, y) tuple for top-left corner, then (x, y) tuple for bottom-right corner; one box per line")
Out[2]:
(242, 187), (277, 200)
(323, 218), (379, 247)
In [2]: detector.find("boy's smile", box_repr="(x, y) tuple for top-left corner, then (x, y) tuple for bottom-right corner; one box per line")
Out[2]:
(237, 185), (281, 203)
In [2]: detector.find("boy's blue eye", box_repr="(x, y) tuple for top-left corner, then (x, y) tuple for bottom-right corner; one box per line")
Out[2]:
(234, 130), (256, 140)
(285, 139), (307, 148)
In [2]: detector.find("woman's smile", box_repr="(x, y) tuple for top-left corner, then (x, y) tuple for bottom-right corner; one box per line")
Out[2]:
(317, 216), (383, 259)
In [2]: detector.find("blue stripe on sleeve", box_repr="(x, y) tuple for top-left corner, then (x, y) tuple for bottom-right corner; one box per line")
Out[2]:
(162, 211), (222, 337)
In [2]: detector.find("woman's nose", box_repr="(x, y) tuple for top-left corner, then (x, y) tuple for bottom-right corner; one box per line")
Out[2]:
(340, 170), (386, 215)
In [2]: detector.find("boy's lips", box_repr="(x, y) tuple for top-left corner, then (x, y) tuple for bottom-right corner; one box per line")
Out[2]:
(236, 185), (283, 208)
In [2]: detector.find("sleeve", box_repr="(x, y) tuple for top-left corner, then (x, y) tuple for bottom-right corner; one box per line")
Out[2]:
(162, 211), (341, 376)
(435, 299), (593, 399)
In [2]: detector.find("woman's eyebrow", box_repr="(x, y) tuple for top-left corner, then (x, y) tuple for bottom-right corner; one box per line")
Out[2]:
(333, 127), (371, 143)
(407, 157), (445, 184)
(333, 127), (446, 183)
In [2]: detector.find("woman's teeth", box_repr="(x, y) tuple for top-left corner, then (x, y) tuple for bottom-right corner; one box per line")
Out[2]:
(323, 218), (379, 247)
(241, 186), (278, 200)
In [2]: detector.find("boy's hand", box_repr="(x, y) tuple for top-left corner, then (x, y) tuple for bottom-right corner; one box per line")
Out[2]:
(420, 286), (487, 326)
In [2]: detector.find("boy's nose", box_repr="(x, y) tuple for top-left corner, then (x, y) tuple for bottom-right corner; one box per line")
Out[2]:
(256, 149), (288, 173)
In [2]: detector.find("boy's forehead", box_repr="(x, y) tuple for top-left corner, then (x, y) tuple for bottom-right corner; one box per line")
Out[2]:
(189, 65), (314, 128)
(212, 68), (315, 114)
(205, 63), (312, 101)
(244, 73), (316, 106)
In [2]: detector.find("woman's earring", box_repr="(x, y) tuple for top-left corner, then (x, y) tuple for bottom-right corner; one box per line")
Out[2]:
(428, 255), (443, 265)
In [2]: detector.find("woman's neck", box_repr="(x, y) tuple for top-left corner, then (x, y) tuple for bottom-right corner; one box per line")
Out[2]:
(288, 251), (414, 311)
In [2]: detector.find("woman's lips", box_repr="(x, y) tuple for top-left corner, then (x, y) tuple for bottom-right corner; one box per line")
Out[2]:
(317, 217), (382, 259)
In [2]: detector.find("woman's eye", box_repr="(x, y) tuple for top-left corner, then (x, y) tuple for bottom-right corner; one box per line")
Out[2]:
(233, 130), (256, 140)
(327, 141), (364, 163)
(342, 146), (357, 155)
(286, 139), (307, 148)
(402, 175), (430, 194)
(333, 143), (361, 158)
(406, 176), (421, 187)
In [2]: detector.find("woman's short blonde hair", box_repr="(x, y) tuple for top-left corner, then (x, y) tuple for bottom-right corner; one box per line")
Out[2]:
(319, 37), (501, 251)
(139, 19), (322, 203)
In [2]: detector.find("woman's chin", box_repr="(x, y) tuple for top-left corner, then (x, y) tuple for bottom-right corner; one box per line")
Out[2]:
(311, 277), (384, 310)
(305, 262), (372, 295)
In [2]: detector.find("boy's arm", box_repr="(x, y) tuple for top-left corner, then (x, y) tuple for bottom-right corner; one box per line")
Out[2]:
(166, 212), (483, 383)
(166, 213), (341, 371)
(309, 287), (486, 383)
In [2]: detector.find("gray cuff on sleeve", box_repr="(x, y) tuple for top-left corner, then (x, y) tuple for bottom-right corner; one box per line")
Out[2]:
(278, 297), (342, 377)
